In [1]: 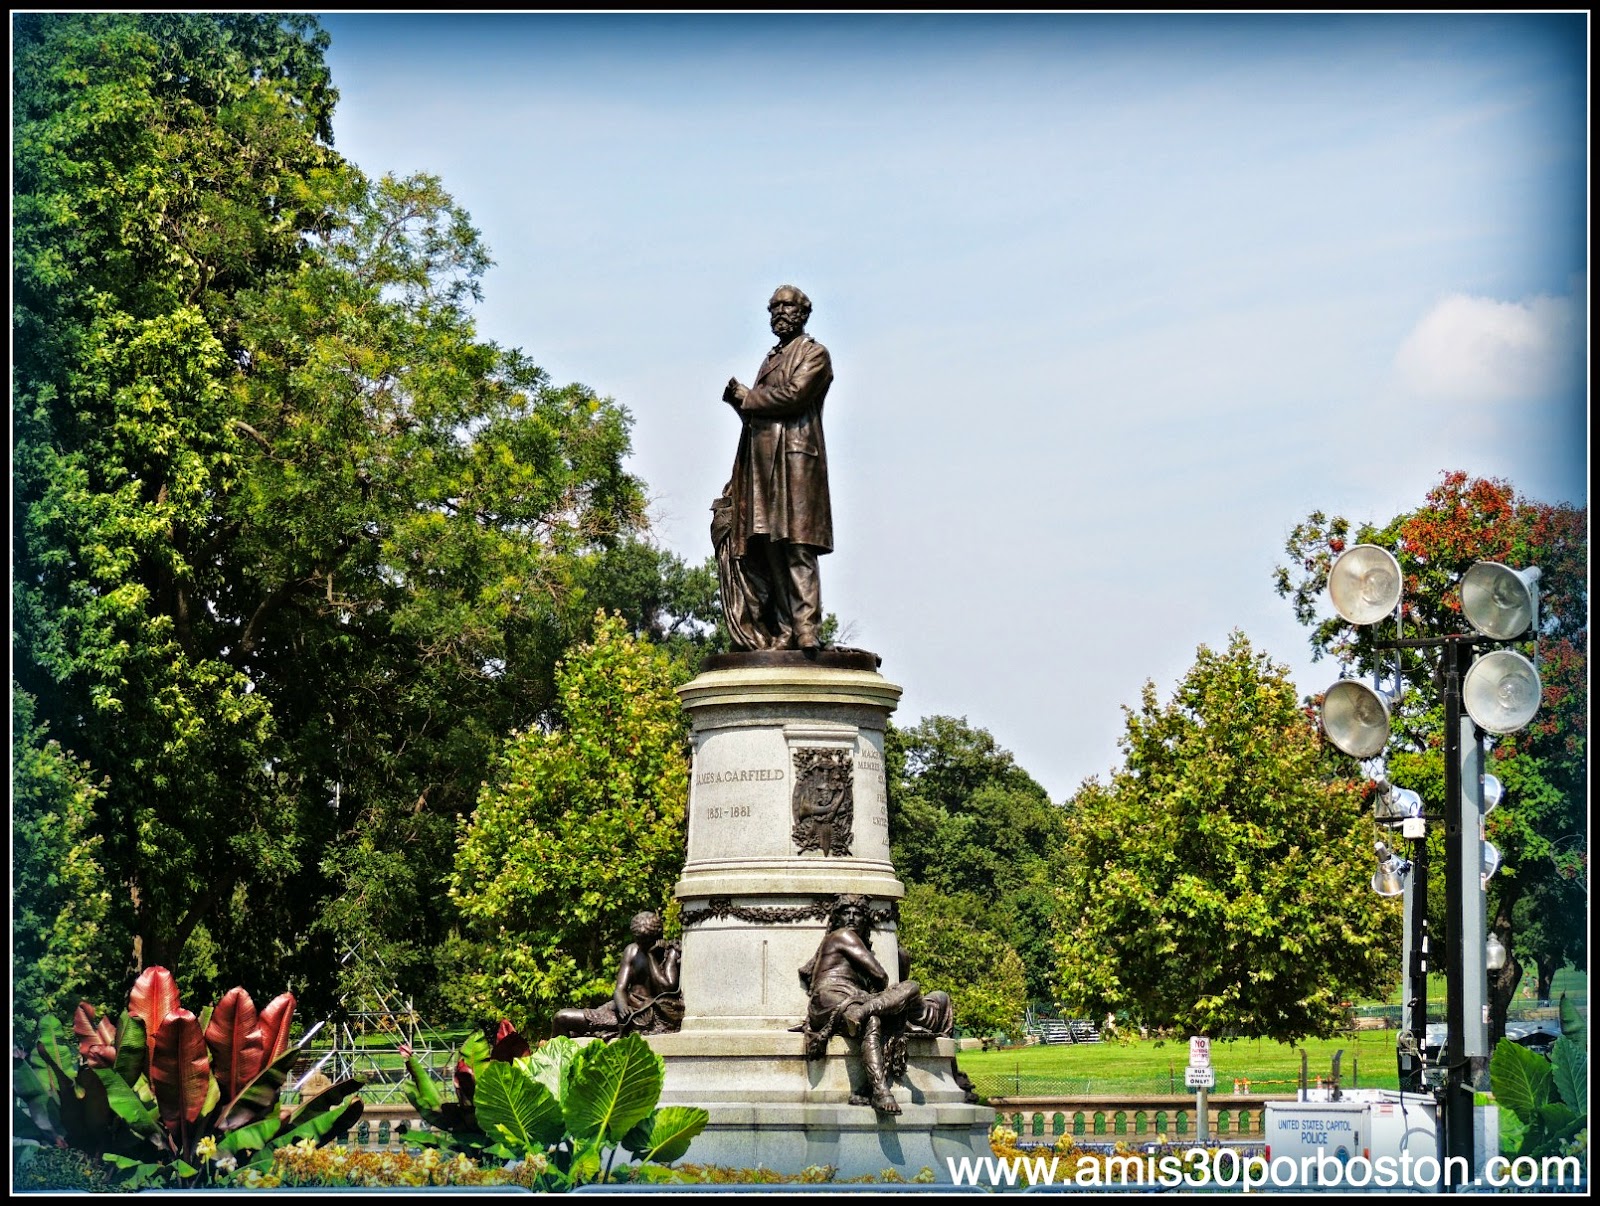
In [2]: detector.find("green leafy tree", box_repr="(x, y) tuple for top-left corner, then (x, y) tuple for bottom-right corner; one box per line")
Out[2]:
(235, 168), (649, 1013)
(1275, 471), (1586, 1039)
(11, 689), (116, 1042)
(13, 10), (345, 994)
(897, 885), (1027, 1039)
(1054, 632), (1395, 1040)
(567, 540), (724, 675)
(1513, 867), (1586, 1002)
(13, 13), (674, 1015)
(886, 716), (1062, 1001)
(989, 879), (1062, 1008)
(448, 614), (690, 1030)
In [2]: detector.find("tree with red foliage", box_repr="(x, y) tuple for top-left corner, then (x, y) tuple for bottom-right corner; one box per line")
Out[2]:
(1275, 471), (1586, 1041)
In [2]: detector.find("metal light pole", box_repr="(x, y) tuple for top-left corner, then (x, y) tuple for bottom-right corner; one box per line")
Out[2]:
(1322, 550), (1543, 1192)
(1374, 633), (1486, 1182)
(1398, 826), (1429, 1094)
(1439, 637), (1485, 1187)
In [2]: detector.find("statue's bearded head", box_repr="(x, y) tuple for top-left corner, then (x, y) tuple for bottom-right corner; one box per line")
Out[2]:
(768, 286), (811, 340)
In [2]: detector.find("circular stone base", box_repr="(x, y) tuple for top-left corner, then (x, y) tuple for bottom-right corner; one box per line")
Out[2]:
(648, 1031), (993, 1182)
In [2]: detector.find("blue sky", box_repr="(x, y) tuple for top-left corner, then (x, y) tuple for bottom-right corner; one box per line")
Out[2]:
(314, 12), (1588, 800)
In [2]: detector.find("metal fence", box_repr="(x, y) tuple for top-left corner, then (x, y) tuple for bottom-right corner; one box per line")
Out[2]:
(965, 1065), (1380, 1100)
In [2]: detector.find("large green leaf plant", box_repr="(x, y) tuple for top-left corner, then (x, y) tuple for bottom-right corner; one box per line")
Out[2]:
(12, 966), (361, 1187)
(1490, 994), (1587, 1161)
(401, 1024), (707, 1187)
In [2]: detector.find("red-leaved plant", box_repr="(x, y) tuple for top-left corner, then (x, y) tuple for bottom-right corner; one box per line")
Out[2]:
(13, 967), (362, 1187)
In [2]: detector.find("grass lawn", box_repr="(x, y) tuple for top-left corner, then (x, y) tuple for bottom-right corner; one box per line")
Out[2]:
(282, 967), (1587, 1103)
(960, 967), (1589, 1100)
(1371, 966), (1587, 1011)
(958, 1030), (1402, 1097)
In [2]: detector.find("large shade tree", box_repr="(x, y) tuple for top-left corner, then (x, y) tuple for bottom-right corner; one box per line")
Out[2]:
(886, 715), (1061, 1006)
(11, 691), (114, 1041)
(13, 11), (352, 1004)
(1053, 632), (1395, 1041)
(13, 13), (685, 1016)
(1275, 471), (1586, 1039)
(896, 884), (1028, 1039)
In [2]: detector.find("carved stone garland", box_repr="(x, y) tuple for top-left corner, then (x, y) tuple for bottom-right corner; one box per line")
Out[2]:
(680, 894), (898, 930)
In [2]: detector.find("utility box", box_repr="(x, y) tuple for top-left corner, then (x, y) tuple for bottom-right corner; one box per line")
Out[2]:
(1273, 1090), (1499, 1186)
(1366, 1091), (1439, 1162)
(1264, 1101), (1369, 1179)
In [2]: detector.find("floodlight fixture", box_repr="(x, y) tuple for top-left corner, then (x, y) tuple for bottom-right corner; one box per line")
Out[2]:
(1329, 558), (1538, 1175)
(1373, 780), (1424, 827)
(1485, 932), (1508, 973)
(1482, 841), (1502, 882)
(1322, 679), (1400, 759)
(1371, 841), (1411, 897)
(1328, 544), (1403, 626)
(1463, 650), (1542, 734)
(1481, 774), (1503, 817)
(1460, 563), (1541, 641)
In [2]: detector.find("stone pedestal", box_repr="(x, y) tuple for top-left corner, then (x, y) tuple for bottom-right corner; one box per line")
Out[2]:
(654, 651), (993, 1180)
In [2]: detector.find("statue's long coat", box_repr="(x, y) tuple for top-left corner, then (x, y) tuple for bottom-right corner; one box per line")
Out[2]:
(729, 333), (834, 553)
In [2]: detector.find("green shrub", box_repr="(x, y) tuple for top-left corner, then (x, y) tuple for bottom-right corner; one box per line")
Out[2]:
(400, 1023), (708, 1187)
(14, 1142), (117, 1191)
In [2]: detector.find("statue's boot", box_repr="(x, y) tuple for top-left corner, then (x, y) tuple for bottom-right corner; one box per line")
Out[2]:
(859, 1016), (901, 1114)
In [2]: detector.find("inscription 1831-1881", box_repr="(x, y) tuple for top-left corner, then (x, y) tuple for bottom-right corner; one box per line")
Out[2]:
(791, 747), (853, 856)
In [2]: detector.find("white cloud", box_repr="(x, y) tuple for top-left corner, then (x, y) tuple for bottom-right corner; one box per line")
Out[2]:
(1395, 292), (1580, 405)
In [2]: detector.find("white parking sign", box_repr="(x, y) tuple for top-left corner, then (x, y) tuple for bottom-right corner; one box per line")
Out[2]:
(1189, 1036), (1211, 1067)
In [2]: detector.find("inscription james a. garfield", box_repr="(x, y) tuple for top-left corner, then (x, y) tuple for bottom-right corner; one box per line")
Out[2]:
(696, 767), (786, 786)
(791, 747), (853, 857)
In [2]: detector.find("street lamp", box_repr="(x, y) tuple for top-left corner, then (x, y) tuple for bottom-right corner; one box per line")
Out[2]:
(1319, 545), (1543, 1182)
(1373, 781), (1424, 830)
(1460, 563), (1541, 640)
(1327, 543), (1403, 624)
(1323, 680), (1402, 759)
(1462, 651), (1542, 733)
(1481, 841), (1502, 884)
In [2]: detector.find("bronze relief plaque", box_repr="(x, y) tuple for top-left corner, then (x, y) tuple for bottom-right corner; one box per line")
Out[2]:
(791, 747), (854, 856)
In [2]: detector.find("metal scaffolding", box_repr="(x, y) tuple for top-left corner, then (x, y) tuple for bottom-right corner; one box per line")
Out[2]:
(288, 940), (459, 1105)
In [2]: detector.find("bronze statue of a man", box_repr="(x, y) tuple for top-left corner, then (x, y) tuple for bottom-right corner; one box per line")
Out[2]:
(795, 894), (923, 1114)
(713, 285), (833, 652)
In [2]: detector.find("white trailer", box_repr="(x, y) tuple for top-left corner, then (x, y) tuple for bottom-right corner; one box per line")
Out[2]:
(1264, 1100), (1370, 1179)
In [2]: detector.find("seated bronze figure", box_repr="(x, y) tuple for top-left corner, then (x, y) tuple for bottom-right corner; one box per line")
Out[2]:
(794, 894), (923, 1113)
(552, 911), (683, 1039)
